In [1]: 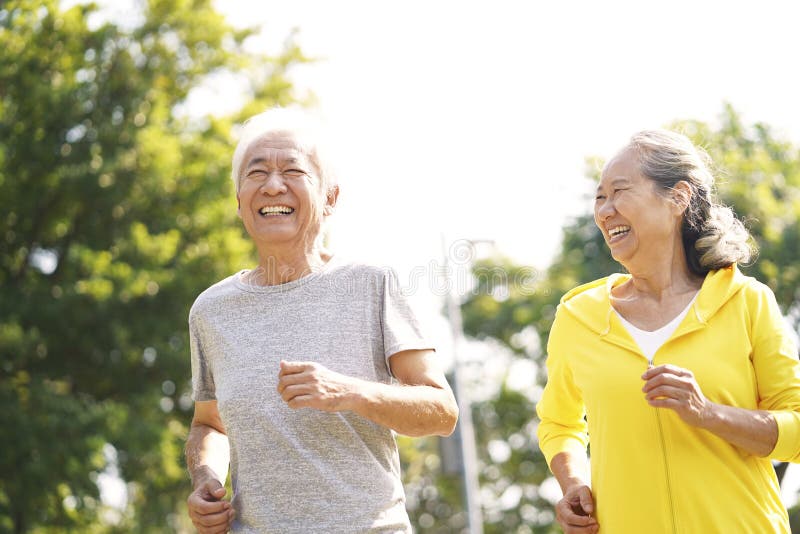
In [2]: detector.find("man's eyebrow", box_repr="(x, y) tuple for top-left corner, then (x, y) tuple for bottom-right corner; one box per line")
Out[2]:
(246, 157), (267, 169)
(247, 155), (306, 167)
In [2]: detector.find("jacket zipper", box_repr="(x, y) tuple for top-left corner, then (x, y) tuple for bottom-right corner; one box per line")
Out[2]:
(650, 360), (678, 534)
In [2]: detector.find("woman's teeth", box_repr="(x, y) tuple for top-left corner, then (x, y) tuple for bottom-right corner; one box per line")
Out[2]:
(608, 225), (630, 237)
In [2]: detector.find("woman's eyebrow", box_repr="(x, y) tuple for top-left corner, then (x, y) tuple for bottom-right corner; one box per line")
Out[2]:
(597, 177), (631, 191)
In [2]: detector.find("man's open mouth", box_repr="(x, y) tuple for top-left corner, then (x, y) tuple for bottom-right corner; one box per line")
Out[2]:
(259, 206), (295, 216)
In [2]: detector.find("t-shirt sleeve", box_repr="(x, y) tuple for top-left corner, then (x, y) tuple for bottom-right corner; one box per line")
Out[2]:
(381, 268), (435, 366)
(749, 282), (800, 462)
(189, 312), (216, 402)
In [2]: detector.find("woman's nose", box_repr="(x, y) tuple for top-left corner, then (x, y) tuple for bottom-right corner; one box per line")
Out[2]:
(595, 197), (615, 222)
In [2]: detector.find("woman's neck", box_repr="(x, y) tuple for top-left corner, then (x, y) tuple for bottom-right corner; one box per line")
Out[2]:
(624, 266), (702, 300)
(620, 239), (702, 300)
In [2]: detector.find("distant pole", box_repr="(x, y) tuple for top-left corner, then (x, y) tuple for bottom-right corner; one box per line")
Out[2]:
(441, 235), (484, 534)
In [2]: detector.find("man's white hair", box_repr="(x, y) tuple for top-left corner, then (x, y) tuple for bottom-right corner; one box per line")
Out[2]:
(230, 107), (337, 194)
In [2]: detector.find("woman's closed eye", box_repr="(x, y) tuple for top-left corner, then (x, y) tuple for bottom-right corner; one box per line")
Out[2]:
(596, 188), (628, 200)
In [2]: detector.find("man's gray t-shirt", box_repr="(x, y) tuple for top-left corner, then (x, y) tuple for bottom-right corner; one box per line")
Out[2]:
(189, 259), (433, 533)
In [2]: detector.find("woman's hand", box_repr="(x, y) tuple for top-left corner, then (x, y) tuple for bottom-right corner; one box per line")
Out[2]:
(642, 364), (711, 427)
(642, 363), (778, 456)
(555, 484), (598, 534)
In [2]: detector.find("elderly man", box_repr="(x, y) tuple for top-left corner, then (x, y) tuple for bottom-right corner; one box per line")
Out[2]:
(185, 108), (458, 533)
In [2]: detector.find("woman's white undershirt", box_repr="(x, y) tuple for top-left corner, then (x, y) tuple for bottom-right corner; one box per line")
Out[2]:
(614, 293), (699, 363)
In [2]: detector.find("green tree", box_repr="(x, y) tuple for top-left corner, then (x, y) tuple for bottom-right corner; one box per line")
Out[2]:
(0, 1), (307, 531)
(460, 105), (800, 532)
(398, 434), (466, 533)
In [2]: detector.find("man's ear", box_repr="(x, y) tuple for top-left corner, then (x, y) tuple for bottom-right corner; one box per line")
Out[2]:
(236, 195), (242, 218)
(323, 185), (340, 216)
(672, 181), (692, 214)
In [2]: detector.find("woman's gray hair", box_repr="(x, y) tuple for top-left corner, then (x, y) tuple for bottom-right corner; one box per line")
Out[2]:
(230, 107), (337, 194)
(628, 129), (755, 275)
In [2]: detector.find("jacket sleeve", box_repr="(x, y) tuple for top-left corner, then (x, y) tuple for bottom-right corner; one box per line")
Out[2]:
(749, 282), (800, 462)
(536, 305), (589, 468)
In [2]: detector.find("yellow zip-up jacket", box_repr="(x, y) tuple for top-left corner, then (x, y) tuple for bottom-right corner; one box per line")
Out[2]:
(536, 265), (800, 533)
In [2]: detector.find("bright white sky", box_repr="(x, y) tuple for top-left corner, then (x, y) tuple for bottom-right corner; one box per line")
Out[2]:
(208, 0), (800, 275)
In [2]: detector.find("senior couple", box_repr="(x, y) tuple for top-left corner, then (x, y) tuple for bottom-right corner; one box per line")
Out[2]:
(186, 108), (800, 533)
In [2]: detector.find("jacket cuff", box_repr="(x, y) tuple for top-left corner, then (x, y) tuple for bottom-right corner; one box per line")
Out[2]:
(770, 411), (800, 462)
(540, 436), (589, 469)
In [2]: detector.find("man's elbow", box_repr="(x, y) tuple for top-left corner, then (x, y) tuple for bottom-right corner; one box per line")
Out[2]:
(439, 414), (458, 437)
(403, 398), (459, 438)
(435, 396), (459, 437)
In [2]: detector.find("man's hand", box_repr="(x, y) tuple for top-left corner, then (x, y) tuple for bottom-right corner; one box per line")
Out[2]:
(279, 351), (457, 437)
(555, 484), (598, 534)
(277, 360), (359, 412)
(187, 479), (234, 534)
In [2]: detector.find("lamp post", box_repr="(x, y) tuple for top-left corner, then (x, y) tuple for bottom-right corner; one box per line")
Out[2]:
(440, 236), (488, 534)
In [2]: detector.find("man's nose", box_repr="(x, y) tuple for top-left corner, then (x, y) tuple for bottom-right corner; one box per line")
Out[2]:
(260, 171), (288, 195)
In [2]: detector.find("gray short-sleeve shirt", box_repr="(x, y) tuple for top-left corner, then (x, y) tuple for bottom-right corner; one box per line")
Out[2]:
(189, 259), (433, 533)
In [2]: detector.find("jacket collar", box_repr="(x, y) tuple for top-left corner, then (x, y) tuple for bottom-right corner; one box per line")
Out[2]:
(558, 265), (748, 350)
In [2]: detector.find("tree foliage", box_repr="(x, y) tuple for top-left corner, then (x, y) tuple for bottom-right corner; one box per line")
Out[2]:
(0, 1), (307, 531)
(459, 105), (800, 531)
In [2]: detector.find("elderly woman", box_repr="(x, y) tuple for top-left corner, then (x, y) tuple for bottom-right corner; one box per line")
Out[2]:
(184, 108), (458, 533)
(536, 129), (800, 533)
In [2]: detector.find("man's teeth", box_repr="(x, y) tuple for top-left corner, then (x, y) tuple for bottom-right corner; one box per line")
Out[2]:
(608, 225), (630, 237)
(259, 206), (294, 215)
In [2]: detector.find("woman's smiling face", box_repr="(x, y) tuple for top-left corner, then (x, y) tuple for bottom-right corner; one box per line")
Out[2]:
(594, 147), (682, 269)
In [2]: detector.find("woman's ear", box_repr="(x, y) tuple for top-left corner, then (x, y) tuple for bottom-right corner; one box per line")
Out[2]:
(672, 181), (692, 214)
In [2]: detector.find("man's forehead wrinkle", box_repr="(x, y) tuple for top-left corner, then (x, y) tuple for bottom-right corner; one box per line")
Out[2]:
(249, 132), (309, 152)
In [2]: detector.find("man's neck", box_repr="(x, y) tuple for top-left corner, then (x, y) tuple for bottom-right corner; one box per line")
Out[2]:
(247, 247), (330, 286)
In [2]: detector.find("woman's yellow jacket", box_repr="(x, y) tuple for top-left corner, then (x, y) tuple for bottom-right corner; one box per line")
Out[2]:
(536, 265), (800, 533)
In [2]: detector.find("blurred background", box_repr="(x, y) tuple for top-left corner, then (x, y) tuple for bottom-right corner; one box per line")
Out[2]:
(2, 0), (800, 532)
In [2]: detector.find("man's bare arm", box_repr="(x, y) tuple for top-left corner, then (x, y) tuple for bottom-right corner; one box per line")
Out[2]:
(185, 401), (234, 533)
(277, 349), (458, 437)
